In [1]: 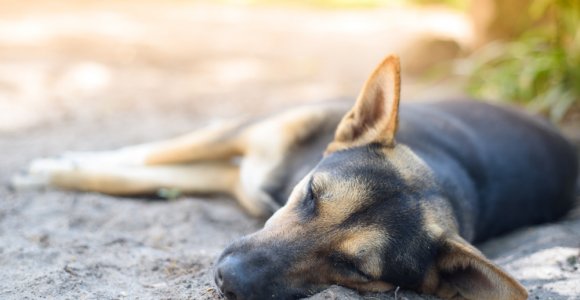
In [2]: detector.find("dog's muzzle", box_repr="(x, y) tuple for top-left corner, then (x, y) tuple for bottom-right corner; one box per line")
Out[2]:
(214, 237), (308, 300)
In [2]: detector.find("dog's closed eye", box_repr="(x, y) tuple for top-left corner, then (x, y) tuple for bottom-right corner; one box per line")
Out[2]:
(329, 252), (373, 282)
(297, 177), (319, 218)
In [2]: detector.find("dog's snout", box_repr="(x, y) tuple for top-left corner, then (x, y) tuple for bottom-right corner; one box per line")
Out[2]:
(215, 238), (307, 300)
(215, 255), (248, 300)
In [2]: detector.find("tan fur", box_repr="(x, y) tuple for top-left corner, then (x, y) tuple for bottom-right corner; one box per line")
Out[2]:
(315, 175), (370, 226)
(259, 176), (395, 293)
(51, 162), (239, 196)
(14, 103), (344, 217)
(144, 119), (247, 165)
(420, 266), (441, 295)
(326, 55), (401, 154)
(261, 222), (395, 294)
(434, 235), (528, 300)
(336, 227), (389, 279)
(421, 199), (461, 241)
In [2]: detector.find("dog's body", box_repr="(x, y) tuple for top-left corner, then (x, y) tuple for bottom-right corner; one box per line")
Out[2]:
(253, 100), (577, 242)
(13, 56), (578, 300)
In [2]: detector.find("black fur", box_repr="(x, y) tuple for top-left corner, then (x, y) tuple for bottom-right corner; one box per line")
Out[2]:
(398, 100), (577, 241)
(216, 99), (578, 299)
(267, 100), (577, 242)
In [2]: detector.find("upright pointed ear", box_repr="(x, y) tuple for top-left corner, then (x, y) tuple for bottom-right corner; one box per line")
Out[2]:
(325, 54), (401, 154)
(435, 235), (528, 300)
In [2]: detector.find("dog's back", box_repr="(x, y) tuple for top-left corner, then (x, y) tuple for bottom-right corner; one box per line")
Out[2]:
(263, 99), (578, 242)
(399, 100), (578, 242)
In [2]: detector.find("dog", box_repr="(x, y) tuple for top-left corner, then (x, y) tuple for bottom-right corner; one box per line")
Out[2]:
(12, 55), (578, 300)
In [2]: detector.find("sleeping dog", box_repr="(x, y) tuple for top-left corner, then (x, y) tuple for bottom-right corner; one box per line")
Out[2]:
(13, 55), (578, 299)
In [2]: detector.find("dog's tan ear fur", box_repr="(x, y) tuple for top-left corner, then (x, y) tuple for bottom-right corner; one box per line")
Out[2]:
(435, 235), (528, 300)
(325, 54), (401, 154)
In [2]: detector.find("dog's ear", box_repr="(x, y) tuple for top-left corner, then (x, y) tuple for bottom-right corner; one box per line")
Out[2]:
(326, 54), (401, 154)
(435, 235), (528, 300)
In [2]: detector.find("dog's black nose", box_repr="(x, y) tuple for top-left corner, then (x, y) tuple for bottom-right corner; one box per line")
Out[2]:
(215, 242), (300, 300)
(215, 255), (247, 300)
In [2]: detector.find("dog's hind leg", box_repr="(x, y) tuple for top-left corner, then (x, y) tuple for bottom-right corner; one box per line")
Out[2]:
(13, 158), (237, 195)
(143, 118), (249, 165)
(13, 156), (272, 216)
(50, 118), (249, 168)
(16, 156), (274, 213)
(11, 119), (249, 194)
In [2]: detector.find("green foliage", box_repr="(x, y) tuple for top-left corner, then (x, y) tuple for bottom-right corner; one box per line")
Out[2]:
(157, 188), (182, 200)
(467, 0), (580, 121)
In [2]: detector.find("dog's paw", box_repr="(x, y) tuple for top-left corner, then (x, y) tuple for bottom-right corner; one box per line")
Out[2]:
(10, 158), (76, 190)
(61, 147), (150, 166)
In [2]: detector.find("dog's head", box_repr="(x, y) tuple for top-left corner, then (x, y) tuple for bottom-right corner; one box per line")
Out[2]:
(215, 55), (527, 300)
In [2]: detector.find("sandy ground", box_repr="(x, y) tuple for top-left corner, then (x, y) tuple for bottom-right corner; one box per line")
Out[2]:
(0, 1), (579, 299)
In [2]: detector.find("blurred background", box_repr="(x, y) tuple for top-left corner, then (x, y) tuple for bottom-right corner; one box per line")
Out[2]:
(1, 2), (579, 299)
(0, 0), (577, 141)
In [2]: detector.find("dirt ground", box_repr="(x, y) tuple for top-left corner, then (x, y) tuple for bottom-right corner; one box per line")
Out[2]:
(0, 1), (579, 299)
